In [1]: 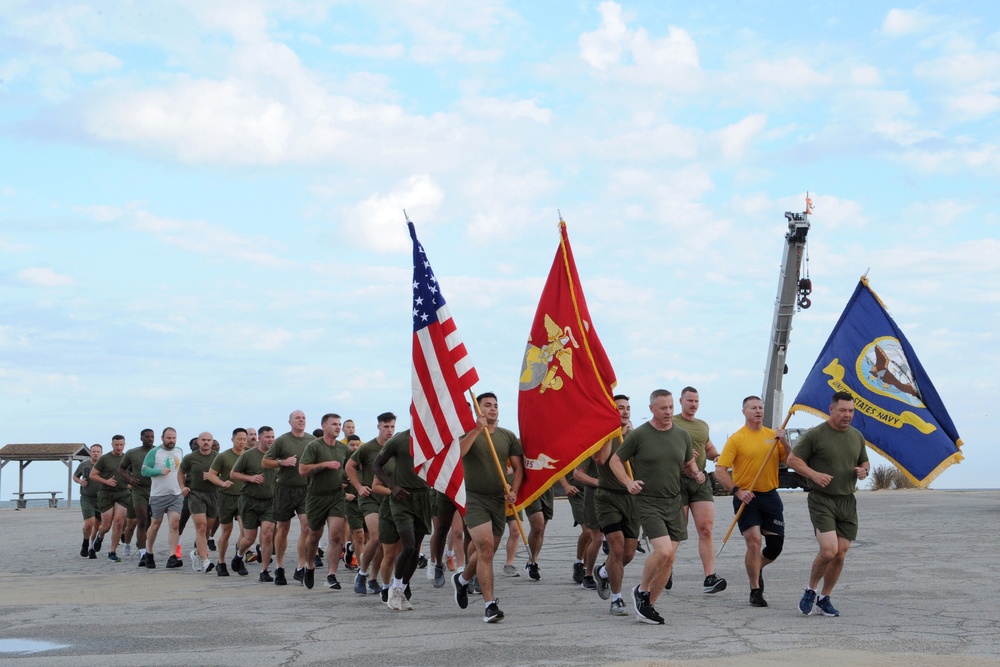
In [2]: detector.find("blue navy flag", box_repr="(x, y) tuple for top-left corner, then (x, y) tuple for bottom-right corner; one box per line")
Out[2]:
(788, 277), (963, 487)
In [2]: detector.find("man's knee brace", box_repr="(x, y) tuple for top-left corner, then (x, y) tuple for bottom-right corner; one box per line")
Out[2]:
(762, 535), (784, 561)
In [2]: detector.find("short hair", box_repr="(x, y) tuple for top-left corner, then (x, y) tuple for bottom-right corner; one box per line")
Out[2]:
(477, 392), (497, 404)
(742, 395), (762, 407)
(681, 386), (698, 397)
(188, 437), (198, 451)
(162, 427), (176, 436)
(259, 426), (274, 435)
(90, 443), (103, 450)
(312, 428), (323, 437)
(377, 411), (396, 423)
(831, 391), (854, 405)
(343, 419), (354, 425)
(232, 427), (247, 437)
(140, 428), (154, 436)
(613, 394), (630, 402)
(347, 434), (361, 442)
(649, 389), (672, 403)
(112, 434), (125, 442)
(321, 413), (341, 425)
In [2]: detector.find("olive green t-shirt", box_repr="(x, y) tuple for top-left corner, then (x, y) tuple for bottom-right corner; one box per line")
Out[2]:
(210, 448), (245, 496)
(793, 422), (869, 497)
(350, 438), (384, 488)
(121, 447), (154, 489)
(300, 439), (351, 495)
(232, 447), (275, 500)
(615, 422), (693, 499)
(75, 461), (99, 498)
(94, 452), (126, 490)
(180, 450), (218, 494)
(463, 427), (522, 496)
(264, 432), (312, 488)
(673, 415), (711, 471)
(596, 436), (629, 492)
(379, 430), (428, 491)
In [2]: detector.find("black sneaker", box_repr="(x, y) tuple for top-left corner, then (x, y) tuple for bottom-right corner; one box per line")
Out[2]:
(573, 562), (585, 584)
(631, 585), (644, 616)
(259, 570), (274, 583)
(145, 553), (156, 569)
(88, 548), (97, 559)
(304, 568), (315, 589)
(665, 574), (672, 590)
(343, 542), (354, 567)
(636, 541), (646, 554)
(231, 555), (248, 576)
(80, 539), (89, 558)
(166, 555), (182, 569)
(381, 586), (389, 603)
(93, 535), (103, 553)
(293, 567), (304, 585)
(470, 576), (481, 595)
(453, 573), (469, 609)
(274, 567), (287, 586)
(108, 551), (120, 563)
(596, 565), (610, 600)
(138, 553), (147, 568)
(208, 538), (217, 552)
(581, 575), (597, 590)
(216, 562), (230, 577)
(483, 599), (504, 623)
(327, 574), (340, 590)
(749, 588), (768, 607)
(758, 569), (764, 594)
(601, 539), (609, 555)
(703, 573), (727, 594)
(525, 562), (540, 580)
(610, 598), (628, 616)
(317, 547), (325, 558)
(404, 582), (411, 600)
(637, 598), (664, 625)
(417, 554), (428, 569)
(204, 561), (215, 574)
(314, 555), (323, 568)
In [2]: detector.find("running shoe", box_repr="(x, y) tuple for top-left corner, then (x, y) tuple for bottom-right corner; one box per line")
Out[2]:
(381, 586), (389, 603)
(404, 583), (412, 600)
(166, 555), (182, 569)
(816, 595), (840, 617)
(758, 568), (764, 594)
(665, 574), (672, 590)
(207, 538), (216, 552)
(293, 568), (304, 585)
(596, 565), (610, 599)
(314, 555), (323, 569)
(138, 553), (147, 568)
(80, 539), (89, 558)
(704, 573), (727, 594)
(93, 535), (103, 553)
(354, 572), (368, 595)
(259, 570), (273, 583)
(216, 562), (230, 577)
(470, 576), (481, 595)
(88, 548), (97, 560)
(483, 599), (504, 623)
(573, 562), (585, 584)
(304, 568), (315, 589)
(525, 562), (540, 580)
(582, 575), (598, 590)
(426, 561), (437, 581)
(636, 598), (664, 625)
(190, 549), (203, 572)
(502, 564), (520, 578)
(387, 587), (404, 611)
(400, 595), (414, 611)
(433, 564), (446, 588)
(446, 554), (456, 571)
(343, 542), (353, 568)
(245, 550), (258, 564)
(124, 544), (132, 557)
(453, 573), (469, 609)
(274, 567), (287, 586)
(601, 539), (608, 555)
(749, 588), (768, 607)
(145, 554), (156, 569)
(610, 598), (628, 616)
(232, 555), (249, 576)
(631, 585), (644, 616)
(107, 551), (121, 563)
(369, 579), (381, 595)
(798, 588), (816, 615)
(417, 554), (428, 569)
(327, 574), (341, 590)
(204, 561), (215, 574)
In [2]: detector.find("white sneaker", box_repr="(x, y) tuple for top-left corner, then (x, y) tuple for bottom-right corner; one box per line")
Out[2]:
(190, 549), (203, 573)
(426, 562), (437, 581)
(123, 544), (132, 557)
(387, 586), (404, 611)
(400, 594), (414, 611)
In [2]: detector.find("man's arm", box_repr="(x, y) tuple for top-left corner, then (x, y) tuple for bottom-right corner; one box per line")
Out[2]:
(459, 414), (488, 457)
(141, 448), (161, 478)
(89, 462), (116, 487)
(203, 467), (233, 489)
(572, 465), (599, 488)
(373, 447), (407, 500)
(591, 438), (614, 465)
(345, 458), (369, 497)
(119, 458), (139, 488)
(609, 454), (642, 495)
(556, 476), (579, 496)
(683, 457), (704, 482)
(705, 438), (720, 462)
(507, 455), (524, 504)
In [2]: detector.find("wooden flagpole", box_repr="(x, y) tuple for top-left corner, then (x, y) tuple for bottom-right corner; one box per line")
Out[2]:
(717, 414), (792, 557)
(469, 390), (529, 549)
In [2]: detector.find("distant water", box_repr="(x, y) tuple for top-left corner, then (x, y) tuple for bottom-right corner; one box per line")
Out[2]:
(0, 500), (75, 510)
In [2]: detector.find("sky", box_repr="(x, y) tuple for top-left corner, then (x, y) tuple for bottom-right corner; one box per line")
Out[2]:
(2, 1), (997, 496)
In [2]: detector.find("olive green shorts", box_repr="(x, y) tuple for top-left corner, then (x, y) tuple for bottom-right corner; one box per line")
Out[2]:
(305, 490), (346, 532)
(359, 494), (383, 518)
(525, 487), (554, 522)
(80, 495), (101, 520)
(346, 496), (364, 531)
(98, 489), (130, 514)
(273, 484), (308, 522)
(238, 496), (274, 530)
(568, 488), (586, 526)
(218, 493), (241, 524)
(389, 489), (433, 535)
(378, 496), (399, 545)
(594, 488), (640, 539)
(465, 492), (506, 537)
(680, 474), (714, 505)
(187, 489), (219, 519)
(635, 495), (687, 542)
(807, 492), (859, 541)
(130, 486), (151, 512)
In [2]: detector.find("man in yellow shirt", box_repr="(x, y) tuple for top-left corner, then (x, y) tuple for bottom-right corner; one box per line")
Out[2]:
(714, 396), (789, 608)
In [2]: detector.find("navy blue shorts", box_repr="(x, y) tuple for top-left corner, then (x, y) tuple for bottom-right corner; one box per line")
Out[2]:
(734, 489), (785, 535)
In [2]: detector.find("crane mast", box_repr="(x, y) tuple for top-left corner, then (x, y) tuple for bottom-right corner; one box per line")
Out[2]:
(761, 203), (812, 429)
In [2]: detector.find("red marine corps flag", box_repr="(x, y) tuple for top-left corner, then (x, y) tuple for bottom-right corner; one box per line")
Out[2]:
(515, 219), (621, 510)
(408, 221), (479, 513)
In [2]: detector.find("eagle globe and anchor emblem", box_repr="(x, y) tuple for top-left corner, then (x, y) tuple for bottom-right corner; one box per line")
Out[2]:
(519, 314), (581, 393)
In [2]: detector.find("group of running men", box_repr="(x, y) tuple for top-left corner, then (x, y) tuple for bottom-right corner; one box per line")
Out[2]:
(72, 387), (868, 625)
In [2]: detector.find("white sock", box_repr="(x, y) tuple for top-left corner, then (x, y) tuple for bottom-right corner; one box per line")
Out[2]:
(575, 558), (583, 564)
(611, 593), (622, 601)
(598, 565), (608, 579)
(458, 574), (470, 586)
(139, 549), (147, 557)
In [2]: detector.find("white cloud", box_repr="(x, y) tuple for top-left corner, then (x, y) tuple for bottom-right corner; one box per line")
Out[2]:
(714, 113), (767, 160)
(17, 267), (74, 287)
(341, 174), (445, 253)
(461, 97), (553, 124)
(881, 8), (937, 37)
(330, 43), (406, 59)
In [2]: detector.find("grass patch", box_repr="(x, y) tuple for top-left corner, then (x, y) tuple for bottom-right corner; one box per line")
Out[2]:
(869, 464), (917, 490)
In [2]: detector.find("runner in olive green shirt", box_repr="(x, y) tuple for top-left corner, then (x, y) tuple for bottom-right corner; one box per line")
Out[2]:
(262, 409), (312, 586)
(179, 432), (219, 573)
(787, 391), (870, 617)
(230, 426), (278, 582)
(299, 413), (351, 590)
(90, 435), (130, 562)
(120, 429), (155, 565)
(206, 428), (249, 576)
(73, 444), (103, 558)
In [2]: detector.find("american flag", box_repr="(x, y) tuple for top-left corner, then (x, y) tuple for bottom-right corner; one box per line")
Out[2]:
(408, 221), (479, 512)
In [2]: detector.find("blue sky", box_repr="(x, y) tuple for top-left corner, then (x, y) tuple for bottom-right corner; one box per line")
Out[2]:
(2, 1), (997, 494)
